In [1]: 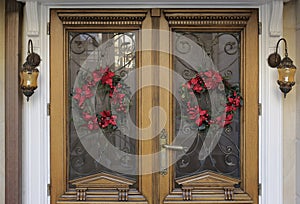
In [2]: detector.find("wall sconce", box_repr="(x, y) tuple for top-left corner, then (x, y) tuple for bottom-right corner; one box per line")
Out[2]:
(20, 39), (41, 101)
(268, 38), (296, 98)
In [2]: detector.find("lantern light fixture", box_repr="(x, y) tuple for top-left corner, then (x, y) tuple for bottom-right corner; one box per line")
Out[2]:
(20, 39), (41, 101)
(267, 38), (296, 98)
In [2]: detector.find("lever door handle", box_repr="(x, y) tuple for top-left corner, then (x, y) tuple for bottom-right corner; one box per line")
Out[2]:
(162, 144), (188, 152)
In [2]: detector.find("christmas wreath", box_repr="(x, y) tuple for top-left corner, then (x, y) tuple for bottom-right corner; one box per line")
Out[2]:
(72, 67), (131, 132)
(179, 70), (243, 130)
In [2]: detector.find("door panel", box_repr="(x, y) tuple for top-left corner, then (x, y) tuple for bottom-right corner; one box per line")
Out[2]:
(50, 9), (149, 204)
(173, 32), (242, 180)
(50, 8), (258, 204)
(161, 9), (258, 203)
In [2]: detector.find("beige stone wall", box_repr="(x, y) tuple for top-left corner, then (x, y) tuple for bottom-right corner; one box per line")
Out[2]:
(0, 0), (5, 204)
(283, 0), (297, 203)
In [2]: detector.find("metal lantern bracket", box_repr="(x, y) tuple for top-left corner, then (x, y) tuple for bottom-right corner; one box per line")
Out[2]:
(267, 38), (287, 68)
(26, 39), (41, 67)
(267, 38), (297, 98)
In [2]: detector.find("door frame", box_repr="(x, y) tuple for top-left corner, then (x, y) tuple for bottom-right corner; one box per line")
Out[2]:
(51, 7), (258, 204)
(20, 1), (285, 204)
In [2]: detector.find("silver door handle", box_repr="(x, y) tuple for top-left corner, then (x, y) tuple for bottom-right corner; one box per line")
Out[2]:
(162, 144), (188, 152)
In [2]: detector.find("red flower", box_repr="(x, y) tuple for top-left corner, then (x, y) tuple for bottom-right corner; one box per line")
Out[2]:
(225, 105), (234, 112)
(187, 75), (204, 93)
(228, 91), (241, 108)
(82, 112), (98, 130)
(187, 102), (209, 127)
(101, 69), (115, 89)
(224, 114), (234, 126)
(92, 67), (116, 89)
(73, 84), (93, 107)
(190, 77), (199, 85)
(193, 83), (203, 93)
(98, 110), (117, 129)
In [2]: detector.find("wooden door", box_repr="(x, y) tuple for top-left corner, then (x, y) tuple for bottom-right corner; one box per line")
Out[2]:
(50, 8), (258, 204)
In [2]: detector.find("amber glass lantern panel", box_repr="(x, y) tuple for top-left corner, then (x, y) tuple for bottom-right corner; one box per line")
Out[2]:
(277, 67), (296, 83)
(20, 69), (39, 89)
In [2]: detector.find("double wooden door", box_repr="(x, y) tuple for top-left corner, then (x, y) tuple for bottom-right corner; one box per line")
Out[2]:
(50, 8), (258, 204)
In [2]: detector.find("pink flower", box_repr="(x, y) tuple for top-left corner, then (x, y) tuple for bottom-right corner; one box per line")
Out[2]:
(203, 71), (222, 82)
(182, 83), (191, 89)
(73, 84), (93, 107)
(92, 67), (107, 82)
(202, 71), (222, 89)
(111, 93), (125, 105)
(214, 113), (234, 127)
(82, 112), (98, 130)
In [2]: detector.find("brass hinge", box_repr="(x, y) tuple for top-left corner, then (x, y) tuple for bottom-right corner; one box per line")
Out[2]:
(47, 22), (50, 35)
(258, 103), (262, 116)
(258, 22), (262, 35)
(47, 103), (51, 116)
(258, 183), (262, 196)
(47, 183), (51, 196)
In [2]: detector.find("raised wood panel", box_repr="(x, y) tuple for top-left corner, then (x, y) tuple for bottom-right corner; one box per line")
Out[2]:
(176, 171), (240, 188)
(70, 172), (135, 188)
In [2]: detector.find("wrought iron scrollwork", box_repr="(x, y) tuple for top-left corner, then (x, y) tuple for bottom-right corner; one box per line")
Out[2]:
(176, 122), (240, 179)
(174, 32), (240, 82)
(174, 32), (241, 180)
